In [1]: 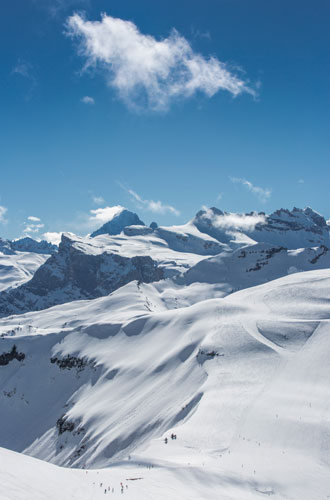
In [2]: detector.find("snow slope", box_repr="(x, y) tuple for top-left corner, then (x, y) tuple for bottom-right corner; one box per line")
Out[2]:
(184, 241), (330, 290)
(1, 270), (330, 498)
(1, 205), (330, 500)
(0, 251), (50, 292)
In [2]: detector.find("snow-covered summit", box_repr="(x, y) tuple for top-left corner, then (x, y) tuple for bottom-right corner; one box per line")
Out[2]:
(0, 236), (57, 255)
(11, 237), (57, 254)
(193, 206), (330, 249)
(90, 208), (145, 237)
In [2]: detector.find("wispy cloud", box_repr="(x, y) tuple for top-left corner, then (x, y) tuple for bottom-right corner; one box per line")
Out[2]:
(89, 205), (124, 224)
(66, 13), (255, 112)
(34, 0), (90, 19)
(12, 59), (37, 99)
(126, 188), (180, 216)
(92, 195), (105, 205)
(0, 206), (8, 224)
(81, 95), (95, 104)
(22, 215), (44, 234)
(190, 27), (211, 41)
(230, 177), (271, 203)
(23, 224), (45, 234)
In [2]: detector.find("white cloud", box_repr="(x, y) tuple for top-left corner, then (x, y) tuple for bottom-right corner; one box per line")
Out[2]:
(128, 189), (180, 216)
(0, 206), (8, 224)
(201, 206), (266, 232)
(42, 232), (62, 245)
(230, 177), (271, 203)
(89, 205), (124, 224)
(23, 215), (44, 234)
(66, 13), (255, 111)
(23, 223), (45, 234)
(81, 95), (95, 104)
(92, 195), (105, 205)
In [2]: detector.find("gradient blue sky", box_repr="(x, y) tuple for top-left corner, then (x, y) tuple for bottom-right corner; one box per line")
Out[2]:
(0, 0), (329, 240)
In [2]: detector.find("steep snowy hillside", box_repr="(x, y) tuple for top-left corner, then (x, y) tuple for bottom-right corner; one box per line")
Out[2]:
(184, 242), (330, 289)
(0, 251), (50, 292)
(1, 270), (330, 499)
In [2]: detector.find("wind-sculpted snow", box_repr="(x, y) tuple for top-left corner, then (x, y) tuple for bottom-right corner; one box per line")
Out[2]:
(1, 270), (330, 499)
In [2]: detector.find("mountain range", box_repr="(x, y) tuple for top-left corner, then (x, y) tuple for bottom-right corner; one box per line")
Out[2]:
(1, 205), (330, 500)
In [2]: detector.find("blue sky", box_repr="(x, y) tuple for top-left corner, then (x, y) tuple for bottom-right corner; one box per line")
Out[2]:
(0, 0), (329, 241)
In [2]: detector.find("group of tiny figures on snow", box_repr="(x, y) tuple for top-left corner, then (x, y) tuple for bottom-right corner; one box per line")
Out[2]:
(99, 481), (128, 494)
(164, 433), (177, 444)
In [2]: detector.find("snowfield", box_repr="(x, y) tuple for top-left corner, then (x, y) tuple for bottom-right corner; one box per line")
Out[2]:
(1, 207), (330, 499)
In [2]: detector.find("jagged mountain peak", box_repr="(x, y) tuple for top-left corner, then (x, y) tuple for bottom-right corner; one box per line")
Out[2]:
(90, 208), (145, 237)
(192, 205), (330, 249)
(269, 206), (327, 228)
(11, 237), (58, 254)
(0, 236), (57, 255)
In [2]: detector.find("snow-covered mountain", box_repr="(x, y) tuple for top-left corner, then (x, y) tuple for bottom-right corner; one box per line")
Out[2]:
(0, 238), (53, 292)
(193, 206), (330, 249)
(10, 237), (57, 254)
(0, 236), (57, 255)
(1, 205), (330, 499)
(183, 242), (330, 289)
(0, 221), (227, 316)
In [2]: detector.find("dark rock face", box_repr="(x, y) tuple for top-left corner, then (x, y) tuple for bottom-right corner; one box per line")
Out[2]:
(309, 245), (329, 264)
(0, 234), (164, 317)
(51, 355), (93, 372)
(91, 210), (145, 237)
(56, 415), (85, 436)
(0, 345), (25, 366)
